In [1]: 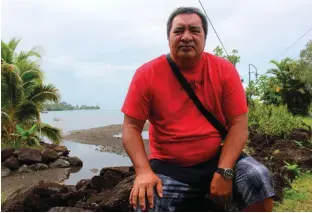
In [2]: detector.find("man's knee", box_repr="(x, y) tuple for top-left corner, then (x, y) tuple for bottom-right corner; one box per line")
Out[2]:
(234, 157), (275, 209)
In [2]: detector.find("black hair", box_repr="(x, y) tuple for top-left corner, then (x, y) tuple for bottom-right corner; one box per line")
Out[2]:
(166, 6), (208, 40)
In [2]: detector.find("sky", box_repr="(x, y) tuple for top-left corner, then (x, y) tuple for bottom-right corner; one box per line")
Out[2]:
(2, 0), (312, 109)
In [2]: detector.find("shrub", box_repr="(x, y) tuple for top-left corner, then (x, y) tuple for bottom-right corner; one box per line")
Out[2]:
(248, 104), (303, 137)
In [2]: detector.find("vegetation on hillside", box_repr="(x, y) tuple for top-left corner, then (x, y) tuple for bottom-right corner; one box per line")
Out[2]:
(43, 101), (100, 111)
(1, 37), (62, 147)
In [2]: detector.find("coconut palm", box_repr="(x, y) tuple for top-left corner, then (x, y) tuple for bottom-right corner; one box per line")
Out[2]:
(1, 37), (62, 145)
(267, 57), (311, 115)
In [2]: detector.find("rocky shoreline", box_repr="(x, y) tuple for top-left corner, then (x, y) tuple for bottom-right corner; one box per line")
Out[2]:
(2, 142), (83, 178)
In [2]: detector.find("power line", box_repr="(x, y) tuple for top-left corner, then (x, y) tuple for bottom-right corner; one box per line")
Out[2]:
(277, 27), (312, 59)
(197, 0), (230, 59)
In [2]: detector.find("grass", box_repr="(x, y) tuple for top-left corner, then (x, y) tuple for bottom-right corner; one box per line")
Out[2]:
(302, 116), (312, 127)
(273, 172), (312, 212)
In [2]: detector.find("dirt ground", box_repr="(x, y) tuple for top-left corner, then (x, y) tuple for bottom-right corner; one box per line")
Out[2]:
(247, 129), (312, 201)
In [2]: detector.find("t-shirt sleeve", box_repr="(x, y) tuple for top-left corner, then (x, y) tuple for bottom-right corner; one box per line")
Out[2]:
(221, 62), (248, 121)
(121, 67), (151, 121)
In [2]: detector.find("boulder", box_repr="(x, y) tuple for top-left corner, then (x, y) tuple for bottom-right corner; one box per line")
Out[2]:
(28, 163), (49, 171)
(1, 148), (15, 162)
(52, 145), (69, 156)
(42, 148), (58, 162)
(50, 159), (71, 168)
(97, 175), (135, 211)
(4, 156), (20, 170)
(1, 166), (11, 177)
(18, 165), (32, 173)
(18, 148), (42, 164)
(67, 156), (83, 167)
(1, 182), (67, 212)
(76, 179), (91, 191)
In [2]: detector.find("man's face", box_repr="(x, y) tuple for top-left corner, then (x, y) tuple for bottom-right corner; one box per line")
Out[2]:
(168, 13), (206, 60)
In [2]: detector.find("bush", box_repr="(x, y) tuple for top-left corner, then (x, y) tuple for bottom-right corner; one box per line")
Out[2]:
(248, 104), (303, 137)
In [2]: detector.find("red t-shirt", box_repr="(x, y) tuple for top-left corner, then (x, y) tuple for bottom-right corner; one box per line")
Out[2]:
(121, 52), (248, 167)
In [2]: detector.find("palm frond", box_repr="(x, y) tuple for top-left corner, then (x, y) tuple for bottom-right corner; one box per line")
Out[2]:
(16, 60), (44, 83)
(40, 123), (62, 144)
(1, 41), (14, 64)
(14, 100), (40, 122)
(28, 84), (61, 105)
(16, 46), (42, 62)
(1, 64), (24, 111)
(7, 37), (21, 52)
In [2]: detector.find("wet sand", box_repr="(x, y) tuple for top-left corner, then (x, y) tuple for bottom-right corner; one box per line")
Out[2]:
(63, 123), (150, 156)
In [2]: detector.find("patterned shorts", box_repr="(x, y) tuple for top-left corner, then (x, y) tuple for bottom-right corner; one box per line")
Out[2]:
(135, 157), (275, 212)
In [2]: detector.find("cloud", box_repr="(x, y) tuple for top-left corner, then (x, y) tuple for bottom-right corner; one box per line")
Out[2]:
(2, 0), (312, 108)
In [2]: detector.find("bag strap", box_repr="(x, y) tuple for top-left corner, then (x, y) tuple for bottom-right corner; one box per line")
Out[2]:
(165, 54), (228, 140)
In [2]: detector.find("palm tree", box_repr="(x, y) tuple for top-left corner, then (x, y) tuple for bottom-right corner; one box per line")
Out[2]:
(267, 57), (311, 115)
(1, 37), (62, 145)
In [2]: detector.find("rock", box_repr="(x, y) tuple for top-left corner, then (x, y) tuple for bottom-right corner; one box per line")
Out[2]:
(48, 207), (90, 212)
(1, 148), (15, 162)
(50, 159), (71, 168)
(18, 165), (32, 173)
(97, 175), (135, 211)
(2, 166), (11, 177)
(28, 163), (49, 171)
(67, 156), (83, 167)
(42, 148), (58, 162)
(4, 156), (20, 170)
(1, 182), (66, 212)
(53, 145), (69, 155)
(100, 166), (131, 177)
(76, 179), (91, 191)
(18, 148), (42, 164)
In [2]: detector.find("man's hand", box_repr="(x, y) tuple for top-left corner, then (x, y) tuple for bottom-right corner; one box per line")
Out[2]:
(210, 172), (232, 205)
(130, 170), (163, 211)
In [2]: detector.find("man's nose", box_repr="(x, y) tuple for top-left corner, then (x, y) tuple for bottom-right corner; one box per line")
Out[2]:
(181, 30), (193, 42)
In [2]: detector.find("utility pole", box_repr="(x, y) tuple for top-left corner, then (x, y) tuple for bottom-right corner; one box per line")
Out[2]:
(248, 64), (258, 84)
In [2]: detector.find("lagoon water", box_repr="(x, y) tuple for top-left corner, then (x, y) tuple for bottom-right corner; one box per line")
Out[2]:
(41, 109), (135, 185)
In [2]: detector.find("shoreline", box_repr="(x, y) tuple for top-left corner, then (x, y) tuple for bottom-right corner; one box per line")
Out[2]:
(62, 123), (150, 156)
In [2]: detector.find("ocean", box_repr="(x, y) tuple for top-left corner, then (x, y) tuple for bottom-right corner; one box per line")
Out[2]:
(41, 109), (133, 185)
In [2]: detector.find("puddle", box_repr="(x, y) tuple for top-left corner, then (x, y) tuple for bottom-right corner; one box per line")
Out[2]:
(63, 140), (131, 185)
(113, 130), (149, 139)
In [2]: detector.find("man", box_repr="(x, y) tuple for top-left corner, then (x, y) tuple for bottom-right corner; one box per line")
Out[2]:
(121, 6), (275, 212)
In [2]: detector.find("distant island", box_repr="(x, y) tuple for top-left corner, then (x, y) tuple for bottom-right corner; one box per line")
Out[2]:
(43, 102), (100, 111)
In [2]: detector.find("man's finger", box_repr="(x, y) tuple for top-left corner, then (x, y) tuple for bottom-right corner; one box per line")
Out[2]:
(131, 187), (139, 209)
(129, 187), (134, 204)
(138, 187), (146, 211)
(156, 179), (163, 198)
(147, 185), (154, 209)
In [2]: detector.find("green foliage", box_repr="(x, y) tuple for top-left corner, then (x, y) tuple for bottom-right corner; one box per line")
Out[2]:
(284, 161), (301, 177)
(43, 101), (100, 111)
(12, 124), (40, 146)
(1, 37), (62, 145)
(213, 46), (241, 67)
(248, 104), (303, 137)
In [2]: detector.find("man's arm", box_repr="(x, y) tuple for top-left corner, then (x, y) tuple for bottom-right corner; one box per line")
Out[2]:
(217, 113), (248, 169)
(122, 114), (152, 174)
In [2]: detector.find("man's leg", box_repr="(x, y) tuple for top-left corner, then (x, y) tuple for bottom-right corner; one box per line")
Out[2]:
(135, 174), (201, 212)
(233, 157), (275, 212)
